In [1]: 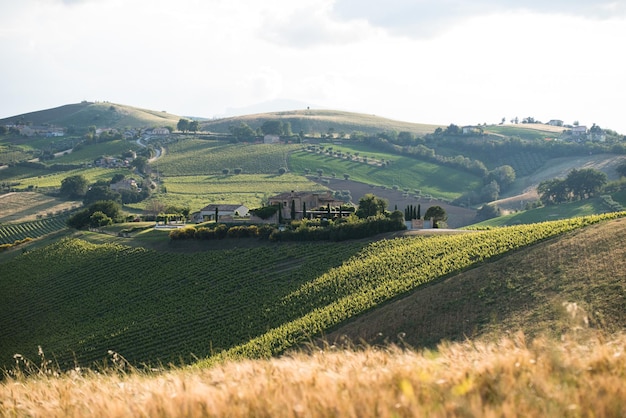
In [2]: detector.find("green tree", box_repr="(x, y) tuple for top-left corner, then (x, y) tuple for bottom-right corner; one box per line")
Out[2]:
(282, 121), (292, 137)
(476, 204), (500, 221)
(291, 200), (296, 220)
(131, 156), (148, 174)
(424, 205), (447, 228)
(83, 182), (122, 205)
(60, 175), (89, 198)
(538, 178), (569, 205)
(229, 122), (255, 141)
(355, 194), (388, 218)
(89, 211), (112, 228)
(188, 120), (200, 132)
(261, 120), (282, 136)
(111, 173), (125, 184)
(177, 118), (190, 132)
(487, 165), (516, 191)
(616, 161), (626, 178)
(566, 168), (607, 200)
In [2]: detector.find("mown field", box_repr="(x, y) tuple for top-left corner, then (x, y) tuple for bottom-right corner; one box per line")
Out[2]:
(153, 173), (326, 211)
(1, 213), (622, 371)
(289, 144), (481, 201)
(157, 139), (301, 176)
(0, 167), (130, 191)
(0, 192), (81, 223)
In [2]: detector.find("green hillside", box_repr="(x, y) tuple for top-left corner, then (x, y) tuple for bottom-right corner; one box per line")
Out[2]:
(327, 216), (626, 348)
(202, 109), (442, 136)
(1, 213), (622, 371)
(0, 102), (182, 130)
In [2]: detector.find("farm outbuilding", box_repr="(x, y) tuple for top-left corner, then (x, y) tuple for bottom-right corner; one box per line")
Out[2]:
(199, 204), (249, 222)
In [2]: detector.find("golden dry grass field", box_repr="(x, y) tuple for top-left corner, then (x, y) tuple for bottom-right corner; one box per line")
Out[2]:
(1, 332), (625, 417)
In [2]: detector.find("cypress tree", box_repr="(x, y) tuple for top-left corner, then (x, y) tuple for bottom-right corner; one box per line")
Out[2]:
(417, 204), (421, 219)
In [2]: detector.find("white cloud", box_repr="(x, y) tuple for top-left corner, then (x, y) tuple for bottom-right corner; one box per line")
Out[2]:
(331, 0), (626, 38)
(1, 0), (625, 133)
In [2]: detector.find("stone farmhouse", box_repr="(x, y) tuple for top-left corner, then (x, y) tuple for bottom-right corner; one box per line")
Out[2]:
(268, 191), (344, 221)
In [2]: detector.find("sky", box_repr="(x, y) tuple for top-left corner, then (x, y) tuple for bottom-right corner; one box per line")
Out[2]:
(1, 0), (625, 133)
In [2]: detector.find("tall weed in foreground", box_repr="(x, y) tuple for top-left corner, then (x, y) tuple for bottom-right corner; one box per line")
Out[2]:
(2, 332), (625, 417)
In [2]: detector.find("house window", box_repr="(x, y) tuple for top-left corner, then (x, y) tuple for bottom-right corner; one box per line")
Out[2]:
(283, 201), (287, 207)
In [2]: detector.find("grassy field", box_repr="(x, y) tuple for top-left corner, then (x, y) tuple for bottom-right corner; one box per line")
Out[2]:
(0, 192), (82, 223)
(202, 109), (443, 136)
(2, 167), (131, 191)
(289, 145), (481, 201)
(2, 332), (625, 417)
(470, 198), (610, 228)
(3, 218), (626, 417)
(150, 173), (326, 211)
(1, 213), (622, 372)
(0, 102), (182, 131)
(157, 139), (301, 176)
(484, 123), (566, 140)
(47, 139), (139, 165)
(328, 216), (626, 347)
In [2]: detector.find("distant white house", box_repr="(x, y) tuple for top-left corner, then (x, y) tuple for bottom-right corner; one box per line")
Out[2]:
(547, 119), (564, 126)
(151, 127), (169, 135)
(462, 126), (483, 135)
(199, 204), (249, 221)
(263, 134), (280, 144)
(110, 178), (138, 192)
(571, 125), (587, 136)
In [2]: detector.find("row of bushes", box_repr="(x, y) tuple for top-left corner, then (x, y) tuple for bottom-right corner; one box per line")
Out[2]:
(169, 224), (276, 240)
(169, 213), (406, 242)
(269, 215), (405, 242)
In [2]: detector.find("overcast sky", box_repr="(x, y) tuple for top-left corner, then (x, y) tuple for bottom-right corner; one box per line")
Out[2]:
(2, 0), (625, 132)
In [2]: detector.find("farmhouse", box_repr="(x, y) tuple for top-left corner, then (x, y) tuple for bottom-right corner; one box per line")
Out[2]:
(150, 127), (170, 135)
(263, 134), (280, 144)
(462, 126), (483, 135)
(110, 178), (138, 192)
(571, 125), (587, 136)
(199, 204), (249, 222)
(268, 191), (344, 220)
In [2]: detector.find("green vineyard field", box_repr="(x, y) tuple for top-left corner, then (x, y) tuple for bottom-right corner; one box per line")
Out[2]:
(0, 215), (70, 245)
(1, 213), (623, 371)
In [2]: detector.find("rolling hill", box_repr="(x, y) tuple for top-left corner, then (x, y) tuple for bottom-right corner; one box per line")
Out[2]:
(325, 216), (626, 348)
(0, 102), (183, 130)
(200, 109), (443, 136)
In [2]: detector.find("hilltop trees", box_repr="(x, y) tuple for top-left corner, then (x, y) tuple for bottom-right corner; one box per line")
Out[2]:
(60, 175), (89, 199)
(355, 194), (388, 218)
(538, 168), (608, 205)
(229, 122), (256, 142)
(424, 205), (447, 228)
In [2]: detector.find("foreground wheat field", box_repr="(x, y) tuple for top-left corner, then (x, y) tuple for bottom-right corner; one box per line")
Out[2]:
(2, 331), (625, 417)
